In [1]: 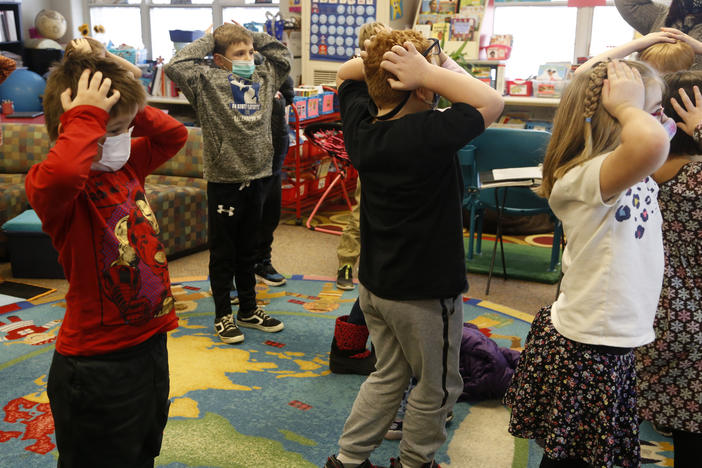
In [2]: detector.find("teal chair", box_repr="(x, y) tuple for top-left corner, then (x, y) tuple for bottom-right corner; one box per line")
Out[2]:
(464, 127), (563, 294)
(458, 145), (480, 260)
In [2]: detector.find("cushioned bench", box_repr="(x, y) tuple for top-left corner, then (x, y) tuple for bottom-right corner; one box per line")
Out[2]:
(1, 121), (208, 270)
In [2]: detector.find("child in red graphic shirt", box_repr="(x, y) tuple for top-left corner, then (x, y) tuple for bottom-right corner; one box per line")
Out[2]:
(25, 49), (187, 466)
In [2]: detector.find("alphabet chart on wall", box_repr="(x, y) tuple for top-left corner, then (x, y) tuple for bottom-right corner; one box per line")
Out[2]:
(309, 0), (378, 62)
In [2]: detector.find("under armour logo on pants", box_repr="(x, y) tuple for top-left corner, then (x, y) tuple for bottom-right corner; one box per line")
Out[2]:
(217, 205), (235, 216)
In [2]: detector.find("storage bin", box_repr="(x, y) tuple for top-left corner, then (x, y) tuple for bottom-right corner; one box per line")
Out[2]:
(307, 95), (321, 119)
(169, 29), (204, 43)
(321, 92), (335, 114)
(507, 80), (532, 97)
(2, 210), (64, 279)
(289, 96), (308, 122)
(532, 80), (569, 98)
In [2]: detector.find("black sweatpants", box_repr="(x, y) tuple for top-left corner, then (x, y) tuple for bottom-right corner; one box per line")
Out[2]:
(207, 180), (264, 318)
(253, 172), (282, 263)
(47, 333), (170, 468)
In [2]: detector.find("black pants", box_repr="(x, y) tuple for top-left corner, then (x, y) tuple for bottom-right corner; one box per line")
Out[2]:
(673, 429), (702, 468)
(253, 172), (282, 263)
(539, 456), (592, 467)
(47, 333), (170, 468)
(207, 180), (264, 318)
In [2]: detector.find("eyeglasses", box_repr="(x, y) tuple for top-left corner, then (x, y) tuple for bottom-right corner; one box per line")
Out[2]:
(422, 37), (441, 65)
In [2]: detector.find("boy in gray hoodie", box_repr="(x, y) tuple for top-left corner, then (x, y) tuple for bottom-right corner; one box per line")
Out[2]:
(165, 23), (291, 344)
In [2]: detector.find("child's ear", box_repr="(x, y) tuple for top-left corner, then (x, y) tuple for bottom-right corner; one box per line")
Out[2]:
(414, 87), (432, 103)
(213, 54), (227, 70)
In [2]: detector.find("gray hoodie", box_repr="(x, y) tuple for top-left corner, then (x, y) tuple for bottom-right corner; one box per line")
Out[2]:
(164, 33), (292, 183)
(615, 0), (702, 70)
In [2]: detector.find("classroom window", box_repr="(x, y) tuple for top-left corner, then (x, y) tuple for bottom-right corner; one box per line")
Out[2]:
(222, 7), (281, 29)
(89, 7), (143, 49)
(87, 1), (280, 62)
(493, 5), (577, 80)
(150, 8), (214, 62)
(590, 5), (636, 57)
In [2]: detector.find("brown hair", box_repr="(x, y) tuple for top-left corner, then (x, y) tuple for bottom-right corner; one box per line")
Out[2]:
(64, 37), (106, 59)
(43, 55), (146, 141)
(358, 22), (389, 51)
(213, 23), (253, 56)
(538, 60), (663, 197)
(363, 29), (432, 108)
(639, 41), (695, 74)
(663, 70), (702, 156)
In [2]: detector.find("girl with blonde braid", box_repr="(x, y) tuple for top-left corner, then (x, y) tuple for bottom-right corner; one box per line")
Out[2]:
(504, 60), (673, 468)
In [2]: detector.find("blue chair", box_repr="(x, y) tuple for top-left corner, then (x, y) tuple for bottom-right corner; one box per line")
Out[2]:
(458, 145), (480, 260)
(463, 127), (563, 294)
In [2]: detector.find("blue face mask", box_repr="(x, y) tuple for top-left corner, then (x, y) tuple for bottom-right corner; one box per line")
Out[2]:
(228, 58), (255, 79)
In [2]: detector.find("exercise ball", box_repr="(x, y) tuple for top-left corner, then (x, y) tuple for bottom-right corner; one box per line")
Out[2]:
(35, 10), (67, 41)
(0, 68), (45, 112)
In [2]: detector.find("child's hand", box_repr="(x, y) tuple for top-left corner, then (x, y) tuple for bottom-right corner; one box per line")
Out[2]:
(660, 27), (702, 54)
(670, 85), (702, 136)
(60, 69), (121, 113)
(380, 41), (432, 91)
(636, 31), (676, 49)
(70, 38), (92, 55)
(602, 61), (645, 120)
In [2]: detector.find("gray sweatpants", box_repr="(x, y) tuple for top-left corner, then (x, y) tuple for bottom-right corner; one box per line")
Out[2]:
(338, 285), (464, 468)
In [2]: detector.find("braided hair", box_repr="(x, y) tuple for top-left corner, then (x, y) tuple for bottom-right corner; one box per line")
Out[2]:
(537, 60), (662, 198)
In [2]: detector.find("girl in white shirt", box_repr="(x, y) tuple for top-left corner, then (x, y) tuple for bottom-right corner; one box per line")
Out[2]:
(504, 60), (671, 468)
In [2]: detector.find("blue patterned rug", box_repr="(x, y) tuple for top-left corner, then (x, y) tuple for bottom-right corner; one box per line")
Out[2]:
(0, 277), (673, 467)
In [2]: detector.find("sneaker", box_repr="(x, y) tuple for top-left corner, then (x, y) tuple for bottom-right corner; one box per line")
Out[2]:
(652, 422), (673, 438)
(324, 455), (381, 468)
(214, 314), (244, 344)
(384, 420), (403, 440)
(446, 411), (454, 424)
(254, 260), (286, 286)
(336, 265), (355, 290)
(237, 308), (284, 332)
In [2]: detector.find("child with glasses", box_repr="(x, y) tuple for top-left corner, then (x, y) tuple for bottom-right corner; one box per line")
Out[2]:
(324, 29), (503, 468)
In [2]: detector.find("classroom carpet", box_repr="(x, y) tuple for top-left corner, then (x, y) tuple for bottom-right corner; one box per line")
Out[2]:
(0, 277), (672, 467)
(465, 234), (562, 284)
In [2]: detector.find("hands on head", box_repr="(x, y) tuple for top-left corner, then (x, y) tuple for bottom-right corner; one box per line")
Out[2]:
(670, 85), (702, 135)
(378, 41), (433, 91)
(60, 69), (121, 113)
(602, 60), (646, 119)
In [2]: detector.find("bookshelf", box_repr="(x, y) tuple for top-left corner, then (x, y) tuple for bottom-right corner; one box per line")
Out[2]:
(0, 2), (21, 58)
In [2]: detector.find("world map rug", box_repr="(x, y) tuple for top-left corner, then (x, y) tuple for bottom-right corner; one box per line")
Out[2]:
(0, 277), (673, 467)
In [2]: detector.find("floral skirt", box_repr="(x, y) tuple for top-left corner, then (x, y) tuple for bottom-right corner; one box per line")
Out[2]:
(503, 306), (640, 468)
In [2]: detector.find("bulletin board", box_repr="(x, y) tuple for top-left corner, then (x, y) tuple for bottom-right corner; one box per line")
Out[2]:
(309, 0), (378, 62)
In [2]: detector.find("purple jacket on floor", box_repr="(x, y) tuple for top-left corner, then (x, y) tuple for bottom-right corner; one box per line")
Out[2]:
(458, 322), (521, 401)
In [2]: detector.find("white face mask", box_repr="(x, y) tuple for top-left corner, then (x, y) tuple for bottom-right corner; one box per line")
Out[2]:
(92, 127), (134, 172)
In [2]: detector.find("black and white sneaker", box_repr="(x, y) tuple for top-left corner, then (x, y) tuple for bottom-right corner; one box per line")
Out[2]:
(237, 308), (284, 332)
(214, 314), (244, 344)
(384, 420), (403, 440)
(336, 264), (355, 290)
(254, 260), (286, 286)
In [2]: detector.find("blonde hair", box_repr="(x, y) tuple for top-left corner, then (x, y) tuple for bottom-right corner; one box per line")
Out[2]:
(639, 40), (695, 74)
(358, 22), (389, 51)
(538, 60), (663, 197)
(213, 23), (253, 56)
(363, 29), (431, 108)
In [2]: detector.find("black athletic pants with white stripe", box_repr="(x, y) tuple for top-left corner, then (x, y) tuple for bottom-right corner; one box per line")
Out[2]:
(338, 285), (464, 468)
(207, 180), (264, 319)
